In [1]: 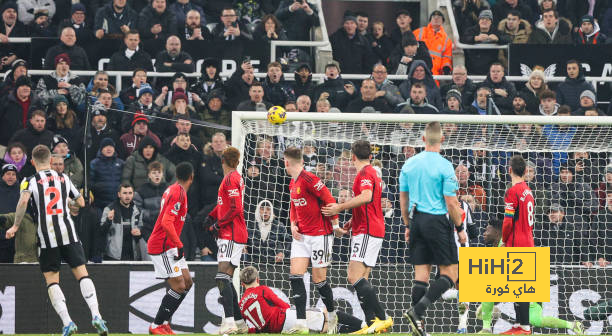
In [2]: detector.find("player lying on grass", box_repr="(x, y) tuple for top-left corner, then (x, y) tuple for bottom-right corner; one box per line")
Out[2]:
(239, 266), (366, 334)
(475, 219), (584, 334)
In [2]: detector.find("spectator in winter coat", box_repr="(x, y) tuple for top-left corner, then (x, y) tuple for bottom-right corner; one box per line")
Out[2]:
(311, 63), (357, 110)
(389, 31), (433, 76)
(163, 133), (202, 217)
(456, 163), (487, 211)
(155, 72), (205, 111)
(16, 0), (55, 25)
(292, 63), (315, 98)
(565, 0), (606, 29)
(262, 61), (295, 107)
(198, 92), (231, 145)
(44, 27), (91, 70)
(588, 191), (612, 266)
(46, 95), (80, 149)
(527, 8), (573, 43)
(123, 83), (163, 134)
(137, 0), (178, 46)
(397, 82), (439, 114)
(519, 69), (548, 114)
(390, 10), (413, 46)
(134, 161), (168, 241)
(574, 15), (607, 44)
(1, 142), (35, 178)
(0, 76), (42, 147)
(122, 135), (176, 189)
(498, 10), (532, 43)
(155, 35), (195, 74)
(478, 62), (516, 114)
(51, 135), (84, 189)
(190, 58), (225, 103)
(197, 133), (226, 214)
(253, 14), (288, 43)
(511, 93), (530, 115)
(329, 15), (376, 74)
(535, 204), (587, 265)
(68, 198), (98, 261)
(169, 0), (206, 29)
(440, 65), (477, 109)
(0, 2), (29, 70)
(0, 59), (28, 98)
(9, 110), (54, 157)
(346, 78), (392, 113)
(538, 89), (560, 115)
(119, 113), (162, 159)
(100, 184), (145, 261)
(58, 4), (94, 48)
(492, 0), (534, 24)
(210, 7), (253, 41)
(82, 102), (123, 165)
(179, 9), (212, 42)
(274, 0), (319, 41)
(108, 30), (155, 75)
(372, 62), (409, 105)
(35, 53), (87, 111)
(462, 10), (511, 75)
(246, 199), (290, 263)
(466, 86), (496, 115)
(399, 60), (443, 110)
(573, 90), (604, 116)
(158, 89), (200, 139)
(94, 0), (138, 39)
(439, 89), (465, 114)
(226, 60), (257, 109)
(551, 164), (598, 217)
(120, 69), (148, 106)
(90, 137), (124, 210)
(0, 164), (20, 262)
(555, 59), (595, 111)
(237, 82), (273, 111)
(370, 21), (394, 67)
(542, 106), (575, 173)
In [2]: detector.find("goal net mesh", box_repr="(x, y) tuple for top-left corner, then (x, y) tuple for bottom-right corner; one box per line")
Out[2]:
(237, 117), (612, 334)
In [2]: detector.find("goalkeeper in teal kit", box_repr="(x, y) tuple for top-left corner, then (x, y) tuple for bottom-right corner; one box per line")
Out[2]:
(476, 219), (584, 334)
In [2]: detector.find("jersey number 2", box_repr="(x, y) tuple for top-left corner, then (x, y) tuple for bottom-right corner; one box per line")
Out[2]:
(45, 187), (63, 216)
(243, 301), (265, 329)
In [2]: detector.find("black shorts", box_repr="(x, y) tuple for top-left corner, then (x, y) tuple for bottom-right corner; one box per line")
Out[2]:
(39, 242), (87, 273)
(409, 211), (458, 266)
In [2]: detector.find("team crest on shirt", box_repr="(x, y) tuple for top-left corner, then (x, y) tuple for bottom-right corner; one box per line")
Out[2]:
(171, 202), (181, 215)
(174, 266), (179, 272)
(297, 187), (301, 194)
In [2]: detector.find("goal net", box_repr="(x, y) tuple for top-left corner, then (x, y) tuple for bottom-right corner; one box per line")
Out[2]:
(232, 112), (612, 334)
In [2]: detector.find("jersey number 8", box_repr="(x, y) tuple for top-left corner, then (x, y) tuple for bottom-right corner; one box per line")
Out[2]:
(527, 201), (534, 227)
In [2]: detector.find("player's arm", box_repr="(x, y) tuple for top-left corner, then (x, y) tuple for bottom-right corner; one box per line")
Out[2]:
(66, 176), (85, 208)
(399, 191), (409, 227)
(321, 182), (372, 216)
(5, 191), (32, 239)
(289, 200), (302, 240)
(502, 191), (518, 246)
(160, 195), (183, 248)
(310, 178), (340, 228)
(262, 286), (290, 309)
(442, 164), (467, 243)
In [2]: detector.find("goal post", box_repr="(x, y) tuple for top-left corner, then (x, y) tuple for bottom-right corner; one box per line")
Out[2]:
(232, 111), (612, 334)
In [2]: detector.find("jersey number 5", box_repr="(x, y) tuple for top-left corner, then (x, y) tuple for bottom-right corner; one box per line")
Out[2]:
(45, 187), (63, 216)
(243, 301), (265, 329)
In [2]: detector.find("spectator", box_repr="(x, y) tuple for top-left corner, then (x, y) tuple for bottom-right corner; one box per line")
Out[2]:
(573, 90), (602, 116)
(1, 142), (34, 179)
(538, 89), (560, 115)
(479, 62), (516, 114)
(284, 100), (297, 112)
(198, 92), (230, 144)
(160, 115), (200, 152)
(316, 98), (331, 112)
(95, 89), (124, 132)
(397, 82), (439, 114)
(274, 0), (318, 41)
(154, 35), (195, 74)
(0, 59), (28, 98)
(197, 132), (226, 210)
(50, 135), (83, 188)
(292, 63), (315, 98)
(511, 93), (530, 115)
(565, 0), (606, 29)
(35, 53), (87, 110)
(413, 10), (453, 76)
(456, 162), (487, 211)
(493, 0), (534, 24)
(455, 0), (490, 32)
(94, 0), (138, 39)
(87, 71), (125, 113)
(498, 10), (532, 43)
(58, 4), (94, 47)
(179, 9), (211, 42)
(44, 27), (91, 70)
(16, 0), (55, 25)
(311, 63), (356, 110)
(9, 110), (54, 156)
(0, 76), (41, 148)
(47, 95), (80, 148)
(370, 64), (403, 107)
(329, 15), (376, 74)
(370, 21), (394, 66)
(555, 59), (595, 111)
(356, 12), (373, 43)
(119, 113), (162, 159)
(67, 195), (98, 262)
(158, 88), (198, 137)
(595, 165), (612, 208)
(169, 0), (206, 29)
(134, 161), (168, 241)
(568, 151), (598, 186)
(253, 14), (288, 42)
(226, 60), (257, 108)
(164, 133), (203, 176)
(462, 10), (511, 75)
(137, 0), (178, 46)
(588, 190), (612, 266)
(237, 82), (272, 111)
(346, 78), (392, 113)
(90, 137), (125, 210)
(262, 61), (295, 106)
(574, 14), (606, 44)
(211, 7), (253, 41)
(108, 30), (155, 73)
(155, 72), (205, 110)
(190, 58), (224, 102)
(122, 135), (176, 189)
(0, 2), (28, 71)
(440, 65), (477, 109)
(389, 31), (433, 75)
(28, 8), (55, 38)
(466, 86), (494, 115)
(123, 83), (162, 133)
(0, 163), (19, 262)
(390, 9), (412, 46)
(247, 199), (289, 263)
(519, 69), (548, 114)
(82, 102), (122, 164)
(296, 95), (311, 112)
(399, 60), (443, 110)
(542, 105), (576, 173)
(440, 89), (465, 114)
(120, 69), (148, 106)
(528, 9), (572, 43)
(535, 203), (587, 265)
(100, 183), (145, 261)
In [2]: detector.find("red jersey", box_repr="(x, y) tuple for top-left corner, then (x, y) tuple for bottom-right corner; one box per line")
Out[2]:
(351, 165), (384, 238)
(289, 170), (338, 236)
(147, 183), (188, 254)
(209, 170), (248, 244)
(503, 181), (535, 247)
(240, 285), (290, 333)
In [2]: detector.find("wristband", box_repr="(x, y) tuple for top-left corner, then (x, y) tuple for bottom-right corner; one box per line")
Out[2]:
(455, 225), (464, 232)
(332, 223), (340, 230)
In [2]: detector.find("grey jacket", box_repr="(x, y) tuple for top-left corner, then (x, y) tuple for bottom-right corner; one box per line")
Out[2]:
(100, 201), (144, 260)
(375, 79), (404, 107)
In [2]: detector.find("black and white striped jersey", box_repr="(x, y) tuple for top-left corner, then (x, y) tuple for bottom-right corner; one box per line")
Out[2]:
(21, 169), (81, 248)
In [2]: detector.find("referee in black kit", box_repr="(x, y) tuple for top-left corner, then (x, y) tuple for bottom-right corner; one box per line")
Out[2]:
(398, 121), (467, 336)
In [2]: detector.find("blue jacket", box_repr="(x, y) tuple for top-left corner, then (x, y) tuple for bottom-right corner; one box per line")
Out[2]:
(90, 151), (124, 209)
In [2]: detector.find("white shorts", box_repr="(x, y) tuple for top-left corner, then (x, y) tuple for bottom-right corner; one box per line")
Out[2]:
(282, 308), (326, 333)
(217, 239), (244, 267)
(290, 234), (333, 268)
(150, 248), (188, 279)
(350, 234), (383, 267)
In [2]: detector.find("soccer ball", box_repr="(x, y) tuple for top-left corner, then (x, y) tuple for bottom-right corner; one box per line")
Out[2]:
(267, 106), (287, 125)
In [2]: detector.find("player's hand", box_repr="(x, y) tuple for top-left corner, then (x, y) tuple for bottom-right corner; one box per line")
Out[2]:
(203, 216), (218, 231)
(404, 227), (410, 242)
(333, 227), (346, 237)
(5, 225), (18, 239)
(107, 209), (115, 221)
(291, 225), (302, 241)
(457, 230), (467, 245)
(131, 228), (141, 236)
(175, 247), (184, 260)
(275, 252), (284, 262)
(343, 218), (352, 231)
(201, 247), (212, 256)
(321, 203), (342, 216)
(598, 258), (610, 267)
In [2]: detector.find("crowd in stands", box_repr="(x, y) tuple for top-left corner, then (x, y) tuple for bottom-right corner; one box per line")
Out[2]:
(0, 0), (610, 267)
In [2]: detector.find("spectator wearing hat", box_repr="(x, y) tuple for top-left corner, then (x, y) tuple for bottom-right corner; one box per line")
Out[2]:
(50, 134), (84, 188)
(155, 72), (205, 111)
(493, 0), (534, 24)
(46, 94), (80, 147)
(389, 30), (433, 74)
(535, 203), (588, 265)
(44, 26), (91, 70)
(90, 137), (125, 211)
(137, 0), (178, 50)
(9, 109), (54, 156)
(370, 21), (394, 67)
(158, 88), (200, 137)
(511, 92), (531, 115)
(108, 30), (155, 87)
(122, 135), (176, 190)
(94, 0), (138, 40)
(462, 10), (511, 75)
(413, 10), (453, 76)
(573, 90), (603, 116)
(290, 63), (314, 98)
(440, 89), (465, 114)
(0, 76), (42, 148)
(398, 60), (443, 110)
(82, 101), (122, 165)
(528, 8), (572, 43)
(169, 0), (206, 32)
(440, 65), (477, 109)
(565, 0), (606, 29)
(519, 69), (548, 114)
(390, 10), (413, 46)
(28, 9), (55, 38)
(346, 78), (392, 113)
(124, 83), (163, 133)
(119, 113), (162, 159)
(555, 59), (595, 111)
(0, 2), (29, 70)
(36, 53), (87, 111)
(199, 91), (231, 144)
(58, 4), (94, 47)
(16, 0), (55, 25)
(275, 0), (319, 41)
(0, 163), (19, 262)
(210, 6), (253, 41)
(190, 58), (225, 103)
(154, 35), (195, 74)
(329, 14), (376, 74)
(370, 63), (404, 108)
(575, 14), (607, 44)
(0, 59), (28, 98)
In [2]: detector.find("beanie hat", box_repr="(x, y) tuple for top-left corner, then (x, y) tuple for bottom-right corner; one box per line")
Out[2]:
(131, 113), (149, 127)
(34, 9), (48, 20)
(1, 163), (18, 177)
(51, 135), (68, 152)
(0, 2), (17, 15)
(137, 83), (154, 98)
(15, 75), (31, 89)
(580, 90), (596, 103)
(100, 137), (116, 150)
(71, 3), (86, 14)
(54, 53), (71, 67)
(395, 9), (411, 19)
(479, 9), (493, 20)
(401, 31), (419, 47)
(171, 72), (187, 84)
(446, 89), (462, 104)
(11, 59), (27, 73)
(516, 91), (531, 103)
(54, 94), (69, 106)
(343, 15), (357, 24)
(580, 15), (595, 25)
(172, 88), (188, 104)
(429, 10), (445, 22)
(91, 101), (107, 117)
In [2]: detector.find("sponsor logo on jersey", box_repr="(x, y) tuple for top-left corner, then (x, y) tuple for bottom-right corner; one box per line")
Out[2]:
(313, 181), (324, 191)
(171, 202), (181, 215)
(292, 198), (307, 206)
(228, 188), (239, 197)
